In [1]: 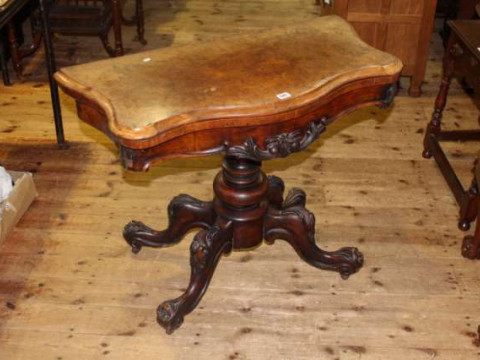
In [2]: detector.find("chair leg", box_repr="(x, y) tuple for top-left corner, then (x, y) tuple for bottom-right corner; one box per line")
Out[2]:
(462, 215), (480, 260)
(0, 43), (11, 86)
(459, 175), (478, 231)
(17, 30), (43, 60)
(6, 22), (23, 79)
(111, 0), (124, 56)
(135, 0), (146, 45)
(120, 0), (146, 45)
(422, 34), (456, 159)
(462, 161), (480, 259)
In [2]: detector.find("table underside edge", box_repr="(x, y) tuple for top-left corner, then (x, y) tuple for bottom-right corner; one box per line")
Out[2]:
(92, 75), (400, 171)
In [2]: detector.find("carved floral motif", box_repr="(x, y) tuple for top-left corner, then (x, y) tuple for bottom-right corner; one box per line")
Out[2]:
(226, 118), (328, 161)
(190, 226), (220, 274)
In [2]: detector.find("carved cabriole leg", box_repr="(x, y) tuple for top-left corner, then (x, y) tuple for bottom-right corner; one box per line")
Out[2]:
(264, 188), (364, 279)
(422, 33), (457, 159)
(123, 194), (215, 253)
(157, 218), (233, 334)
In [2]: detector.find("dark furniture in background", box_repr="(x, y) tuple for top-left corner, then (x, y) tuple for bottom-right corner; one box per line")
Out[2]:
(6, 1), (43, 79)
(0, 0), (65, 145)
(6, 0), (146, 80)
(0, 0), (31, 83)
(0, 35), (10, 84)
(55, 16), (402, 333)
(464, 158), (480, 260)
(48, 0), (145, 57)
(318, 0), (437, 97)
(422, 20), (480, 259)
(440, 0), (479, 44)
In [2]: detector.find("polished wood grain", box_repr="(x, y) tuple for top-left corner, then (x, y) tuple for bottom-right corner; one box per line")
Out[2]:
(54, 16), (401, 137)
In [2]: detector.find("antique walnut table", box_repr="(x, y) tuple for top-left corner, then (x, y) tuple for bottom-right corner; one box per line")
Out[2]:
(55, 15), (403, 334)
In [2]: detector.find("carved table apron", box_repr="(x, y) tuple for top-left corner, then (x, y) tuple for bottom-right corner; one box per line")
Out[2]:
(55, 15), (403, 334)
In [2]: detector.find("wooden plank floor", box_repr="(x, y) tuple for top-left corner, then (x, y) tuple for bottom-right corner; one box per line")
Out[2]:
(1, 1), (480, 359)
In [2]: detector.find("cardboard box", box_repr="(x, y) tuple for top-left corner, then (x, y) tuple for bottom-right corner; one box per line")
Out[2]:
(0, 171), (37, 245)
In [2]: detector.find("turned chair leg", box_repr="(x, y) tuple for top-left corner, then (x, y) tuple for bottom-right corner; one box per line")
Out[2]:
(156, 219), (233, 334)
(123, 194), (215, 253)
(264, 188), (363, 279)
(422, 34), (456, 159)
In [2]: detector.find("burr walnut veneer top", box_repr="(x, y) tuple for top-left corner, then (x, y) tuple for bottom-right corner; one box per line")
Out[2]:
(55, 15), (402, 143)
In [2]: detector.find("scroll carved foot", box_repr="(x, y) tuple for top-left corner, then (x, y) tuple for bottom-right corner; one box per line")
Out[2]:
(264, 188), (363, 279)
(156, 220), (233, 334)
(123, 194), (215, 253)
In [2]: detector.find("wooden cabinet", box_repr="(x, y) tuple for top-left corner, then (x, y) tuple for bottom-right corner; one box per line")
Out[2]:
(318, 0), (437, 96)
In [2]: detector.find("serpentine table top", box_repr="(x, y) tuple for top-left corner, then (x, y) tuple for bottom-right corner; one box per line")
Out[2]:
(55, 15), (402, 334)
(55, 15), (402, 171)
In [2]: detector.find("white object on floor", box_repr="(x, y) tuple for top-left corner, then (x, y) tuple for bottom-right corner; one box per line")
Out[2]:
(0, 167), (13, 204)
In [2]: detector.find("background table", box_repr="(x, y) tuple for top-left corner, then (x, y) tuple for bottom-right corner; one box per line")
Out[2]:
(422, 20), (480, 257)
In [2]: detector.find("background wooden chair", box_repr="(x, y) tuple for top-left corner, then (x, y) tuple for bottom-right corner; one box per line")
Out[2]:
(48, 0), (146, 57)
(4, 0), (145, 81)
